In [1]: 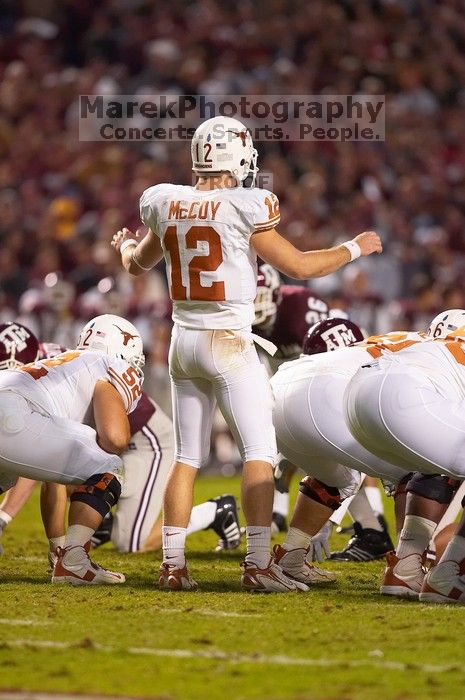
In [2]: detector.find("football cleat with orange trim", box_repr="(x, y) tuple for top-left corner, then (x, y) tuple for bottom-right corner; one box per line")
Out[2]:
(159, 562), (198, 591)
(52, 543), (125, 585)
(272, 544), (336, 585)
(241, 558), (309, 592)
(380, 551), (424, 598)
(419, 559), (465, 604)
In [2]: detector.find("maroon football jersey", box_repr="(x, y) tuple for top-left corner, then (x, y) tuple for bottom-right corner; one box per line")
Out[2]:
(257, 286), (329, 360)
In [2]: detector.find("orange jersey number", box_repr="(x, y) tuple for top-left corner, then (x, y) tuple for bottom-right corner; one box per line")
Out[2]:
(164, 225), (226, 302)
(20, 351), (80, 380)
(122, 366), (142, 401)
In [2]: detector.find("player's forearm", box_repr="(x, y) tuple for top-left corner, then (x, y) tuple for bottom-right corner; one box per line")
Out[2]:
(0, 477), (37, 517)
(252, 228), (381, 280)
(121, 244), (145, 276)
(289, 245), (351, 279)
(118, 228), (163, 276)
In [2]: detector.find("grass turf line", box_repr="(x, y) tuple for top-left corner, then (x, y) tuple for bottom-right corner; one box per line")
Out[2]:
(0, 475), (464, 700)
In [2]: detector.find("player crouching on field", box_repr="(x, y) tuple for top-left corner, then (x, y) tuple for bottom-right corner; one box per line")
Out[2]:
(0, 324), (241, 560)
(0, 313), (144, 585)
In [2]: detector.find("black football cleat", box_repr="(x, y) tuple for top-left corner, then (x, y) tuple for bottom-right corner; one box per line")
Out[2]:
(329, 520), (394, 562)
(90, 511), (113, 548)
(209, 495), (241, 551)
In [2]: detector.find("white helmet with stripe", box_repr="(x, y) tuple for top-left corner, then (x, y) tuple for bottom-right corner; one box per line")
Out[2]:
(191, 116), (258, 187)
(77, 314), (145, 376)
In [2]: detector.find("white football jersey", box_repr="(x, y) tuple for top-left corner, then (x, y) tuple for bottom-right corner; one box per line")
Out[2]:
(272, 331), (425, 387)
(140, 183), (280, 330)
(378, 337), (465, 401)
(0, 350), (142, 421)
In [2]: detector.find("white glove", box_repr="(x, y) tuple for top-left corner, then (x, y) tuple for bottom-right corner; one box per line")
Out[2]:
(308, 520), (332, 562)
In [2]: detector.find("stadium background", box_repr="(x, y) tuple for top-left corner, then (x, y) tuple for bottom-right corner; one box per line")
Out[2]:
(1, 0), (465, 435)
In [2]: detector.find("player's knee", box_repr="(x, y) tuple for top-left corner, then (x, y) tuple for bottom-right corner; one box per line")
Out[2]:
(70, 472), (122, 518)
(299, 475), (343, 511)
(406, 473), (457, 504)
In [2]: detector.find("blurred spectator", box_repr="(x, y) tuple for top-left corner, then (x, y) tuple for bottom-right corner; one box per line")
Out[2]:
(0, 0), (464, 364)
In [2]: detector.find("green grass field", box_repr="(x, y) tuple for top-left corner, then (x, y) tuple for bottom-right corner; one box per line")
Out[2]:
(1, 475), (464, 700)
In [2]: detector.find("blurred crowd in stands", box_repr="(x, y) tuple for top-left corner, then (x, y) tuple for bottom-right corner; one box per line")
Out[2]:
(1, 0), (465, 406)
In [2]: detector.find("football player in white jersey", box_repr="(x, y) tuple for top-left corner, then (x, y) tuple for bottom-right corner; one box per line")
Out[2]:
(0, 313), (144, 585)
(269, 318), (424, 584)
(345, 309), (465, 603)
(111, 115), (382, 592)
(0, 326), (240, 558)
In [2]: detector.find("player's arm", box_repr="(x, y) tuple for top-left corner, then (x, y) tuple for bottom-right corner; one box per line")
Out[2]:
(251, 228), (382, 280)
(111, 227), (164, 276)
(93, 380), (131, 455)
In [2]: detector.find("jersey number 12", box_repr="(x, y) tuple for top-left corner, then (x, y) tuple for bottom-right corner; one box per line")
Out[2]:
(164, 225), (226, 301)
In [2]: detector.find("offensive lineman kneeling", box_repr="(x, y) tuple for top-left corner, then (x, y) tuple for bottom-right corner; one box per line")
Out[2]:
(0, 313), (144, 584)
(269, 315), (454, 585)
(0, 323), (241, 560)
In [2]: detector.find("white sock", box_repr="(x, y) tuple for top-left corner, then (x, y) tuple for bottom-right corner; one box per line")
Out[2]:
(64, 525), (94, 549)
(0, 510), (12, 528)
(364, 485), (384, 515)
(162, 526), (187, 568)
(49, 536), (65, 551)
(349, 489), (382, 531)
(186, 501), (217, 535)
(283, 526), (311, 551)
(396, 515), (436, 558)
(272, 490), (289, 518)
(439, 535), (465, 564)
(245, 526), (271, 568)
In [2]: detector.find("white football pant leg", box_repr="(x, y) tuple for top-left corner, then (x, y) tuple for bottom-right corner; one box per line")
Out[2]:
(345, 364), (465, 479)
(169, 326), (276, 467)
(112, 408), (174, 552)
(273, 372), (405, 489)
(0, 391), (122, 484)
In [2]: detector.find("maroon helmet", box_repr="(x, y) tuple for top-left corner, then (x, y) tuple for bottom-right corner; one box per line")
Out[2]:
(254, 264), (282, 327)
(0, 322), (40, 370)
(302, 318), (364, 355)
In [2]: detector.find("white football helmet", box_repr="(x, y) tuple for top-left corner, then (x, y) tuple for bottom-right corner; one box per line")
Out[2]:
(191, 116), (258, 186)
(254, 264), (281, 328)
(76, 314), (145, 375)
(427, 309), (465, 339)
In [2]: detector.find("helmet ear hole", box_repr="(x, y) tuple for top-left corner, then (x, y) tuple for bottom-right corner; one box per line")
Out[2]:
(240, 159), (245, 166)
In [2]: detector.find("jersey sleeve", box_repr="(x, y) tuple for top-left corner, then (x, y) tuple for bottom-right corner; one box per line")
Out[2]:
(105, 357), (143, 414)
(241, 187), (281, 235)
(250, 189), (281, 233)
(139, 185), (162, 234)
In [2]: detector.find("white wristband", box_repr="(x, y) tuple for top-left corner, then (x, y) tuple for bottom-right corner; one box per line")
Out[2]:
(342, 240), (361, 262)
(120, 238), (138, 256)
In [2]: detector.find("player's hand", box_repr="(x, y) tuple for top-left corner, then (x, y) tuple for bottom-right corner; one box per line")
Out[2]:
(111, 227), (142, 252)
(352, 231), (383, 256)
(308, 520), (332, 562)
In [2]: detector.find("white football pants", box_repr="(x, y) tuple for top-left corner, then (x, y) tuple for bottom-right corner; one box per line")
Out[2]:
(0, 390), (122, 493)
(112, 405), (174, 552)
(345, 363), (465, 479)
(272, 372), (407, 497)
(169, 325), (277, 468)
